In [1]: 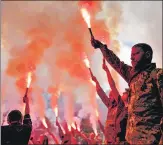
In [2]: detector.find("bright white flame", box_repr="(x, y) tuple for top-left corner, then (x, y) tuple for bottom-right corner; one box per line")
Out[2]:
(27, 72), (32, 88)
(81, 8), (91, 28)
(95, 109), (99, 117)
(42, 118), (48, 128)
(68, 124), (71, 131)
(89, 79), (96, 86)
(83, 57), (90, 68)
(54, 106), (58, 117)
(71, 122), (76, 129)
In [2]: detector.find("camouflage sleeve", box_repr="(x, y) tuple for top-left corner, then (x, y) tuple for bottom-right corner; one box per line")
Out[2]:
(100, 45), (132, 83)
(156, 69), (163, 107)
(23, 114), (32, 129)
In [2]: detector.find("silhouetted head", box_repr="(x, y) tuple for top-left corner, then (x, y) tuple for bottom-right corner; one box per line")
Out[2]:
(7, 110), (23, 125)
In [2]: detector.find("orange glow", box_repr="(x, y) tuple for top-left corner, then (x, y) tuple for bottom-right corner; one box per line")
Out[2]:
(27, 72), (32, 88)
(23, 103), (26, 113)
(42, 118), (48, 128)
(54, 106), (58, 117)
(81, 8), (91, 28)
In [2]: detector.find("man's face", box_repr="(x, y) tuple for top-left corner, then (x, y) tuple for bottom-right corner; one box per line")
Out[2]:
(131, 47), (145, 68)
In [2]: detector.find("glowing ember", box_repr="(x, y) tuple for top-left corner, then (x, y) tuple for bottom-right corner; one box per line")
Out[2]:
(71, 122), (76, 129)
(83, 57), (90, 68)
(81, 8), (91, 28)
(89, 79), (96, 86)
(54, 106), (58, 117)
(68, 124), (71, 131)
(42, 118), (48, 128)
(27, 72), (32, 88)
(95, 109), (99, 117)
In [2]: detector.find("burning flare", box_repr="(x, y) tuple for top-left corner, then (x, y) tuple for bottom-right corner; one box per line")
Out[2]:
(42, 118), (48, 128)
(83, 56), (90, 68)
(95, 109), (99, 118)
(68, 124), (71, 132)
(81, 8), (91, 28)
(77, 125), (80, 132)
(54, 106), (58, 117)
(27, 72), (32, 88)
(71, 122), (76, 130)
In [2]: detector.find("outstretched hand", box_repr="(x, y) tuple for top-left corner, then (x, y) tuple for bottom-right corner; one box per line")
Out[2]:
(23, 96), (29, 104)
(91, 37), (103, 49)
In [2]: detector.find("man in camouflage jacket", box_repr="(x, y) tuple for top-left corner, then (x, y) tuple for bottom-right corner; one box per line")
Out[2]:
(91, 39), (163, 144)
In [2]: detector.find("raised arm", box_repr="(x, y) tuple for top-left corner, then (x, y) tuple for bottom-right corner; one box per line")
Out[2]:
(102, 58), (120, 104)
(91, 38), (132, 83)
(89, 68), (110, 107)
(23, 97), (32, 129)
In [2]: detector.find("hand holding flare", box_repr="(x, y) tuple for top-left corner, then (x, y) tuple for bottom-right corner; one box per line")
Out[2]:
(23, 72), (32, 103)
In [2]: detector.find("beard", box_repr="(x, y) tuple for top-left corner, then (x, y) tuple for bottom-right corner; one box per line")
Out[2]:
(133, 56), (151, 71)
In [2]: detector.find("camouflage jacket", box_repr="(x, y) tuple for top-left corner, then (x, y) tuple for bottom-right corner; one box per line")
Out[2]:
(96, 83), (127, 143)
(100, 45), (163, 144)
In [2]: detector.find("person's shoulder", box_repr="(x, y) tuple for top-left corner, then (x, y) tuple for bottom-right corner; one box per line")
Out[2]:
(1, 125), (11, 134)
(22, 124), (32, 128)
(151, 68), (163, 78)
(155, 68), (163, 73)
(1, 125), (10, 129)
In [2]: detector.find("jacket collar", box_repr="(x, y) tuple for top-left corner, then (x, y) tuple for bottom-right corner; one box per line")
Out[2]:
(129, 63), (156, 85)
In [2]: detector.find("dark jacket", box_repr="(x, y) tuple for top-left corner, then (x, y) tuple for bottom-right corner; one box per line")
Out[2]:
(1, 114), (32, 145)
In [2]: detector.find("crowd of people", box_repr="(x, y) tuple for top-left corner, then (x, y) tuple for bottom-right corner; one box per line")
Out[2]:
(1, 37), (163, 145)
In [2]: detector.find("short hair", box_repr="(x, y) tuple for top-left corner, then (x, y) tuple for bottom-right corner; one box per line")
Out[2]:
(132, 43), (153, 61)
(7, 110), (22, 124)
